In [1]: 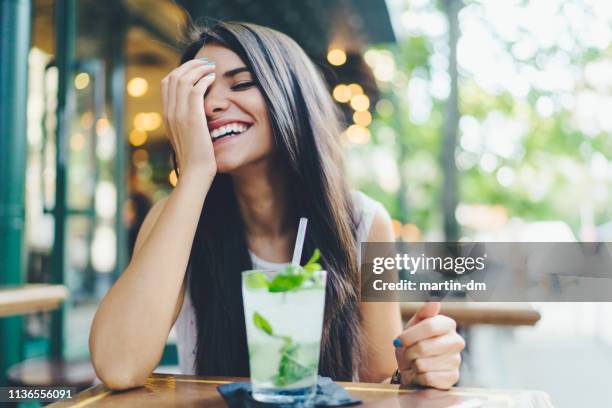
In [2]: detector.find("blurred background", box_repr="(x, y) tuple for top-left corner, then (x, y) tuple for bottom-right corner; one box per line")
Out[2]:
(1, 0), (611, 406)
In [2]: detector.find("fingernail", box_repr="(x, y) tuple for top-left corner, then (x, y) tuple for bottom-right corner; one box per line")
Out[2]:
(198, 57), (208, 61)
(393, 338), (402, 348)
(205, 61), (216, 66)
(206, 73), (216, 79)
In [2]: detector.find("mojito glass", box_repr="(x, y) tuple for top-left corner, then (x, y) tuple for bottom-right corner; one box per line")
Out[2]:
(242, 269), (327, 405)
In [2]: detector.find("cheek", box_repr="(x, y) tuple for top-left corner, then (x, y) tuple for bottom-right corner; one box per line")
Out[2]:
(215, 92), (274, 171)
(245, 94), (274, 152)
(246, 124), (274, 157)
(255, 106), (273, 145)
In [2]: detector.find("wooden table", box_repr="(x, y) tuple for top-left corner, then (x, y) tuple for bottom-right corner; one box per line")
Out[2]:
(401, 302), (541, 326)
(48, 373), (554, 407)
(0, 284), (69, 317)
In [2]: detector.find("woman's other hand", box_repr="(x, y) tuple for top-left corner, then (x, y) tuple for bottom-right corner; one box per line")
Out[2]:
(394, 302), (465, 390)
(161, 58), (217, 180)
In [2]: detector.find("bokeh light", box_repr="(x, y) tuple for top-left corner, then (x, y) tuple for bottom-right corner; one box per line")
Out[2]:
(332, 84), (351, 103)
(168, 169), (178, 187)
(127, 77), (148, 97)
(346, 124), (371, 144)
(133, 112), (162, 132)
(95, 117), (111, 136)
(129, 129), (148, 147)
(74, 72), (90, 90)
(375, 99), (394, 117)
(353, 110), (372, 126)
(348, 83), (364, 96)
(327, 48), (347, 66)
(350, 94), (370, 111)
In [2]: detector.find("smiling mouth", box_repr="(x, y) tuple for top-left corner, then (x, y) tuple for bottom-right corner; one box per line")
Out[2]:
(209, 122), (252, 142)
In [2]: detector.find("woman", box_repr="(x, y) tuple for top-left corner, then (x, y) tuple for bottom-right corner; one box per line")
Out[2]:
(89, 21), (464, 390)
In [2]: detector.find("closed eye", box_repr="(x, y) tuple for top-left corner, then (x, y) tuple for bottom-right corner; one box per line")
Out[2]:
(231, 81), (256, 91)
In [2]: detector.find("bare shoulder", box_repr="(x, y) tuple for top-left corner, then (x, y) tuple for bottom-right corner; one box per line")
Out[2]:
(366, 199), (394, 243)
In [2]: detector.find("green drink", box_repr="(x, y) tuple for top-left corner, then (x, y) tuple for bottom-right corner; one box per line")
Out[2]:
(242, 251), (326, 405)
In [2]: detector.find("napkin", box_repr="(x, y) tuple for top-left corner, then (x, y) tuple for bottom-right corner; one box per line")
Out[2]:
(217, 376), (362, 407)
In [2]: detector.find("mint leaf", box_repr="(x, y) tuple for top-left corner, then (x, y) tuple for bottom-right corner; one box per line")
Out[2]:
(268, 274), (304, 292)
(245, 272), (269, 289)
(253, 312), (274, 336)
(261, 249), (323, 293)
(305, 249), (321, 266)
(275, 340), (314, 386)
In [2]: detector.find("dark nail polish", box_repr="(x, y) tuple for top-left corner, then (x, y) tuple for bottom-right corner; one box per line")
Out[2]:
(393, 338), (402, 348)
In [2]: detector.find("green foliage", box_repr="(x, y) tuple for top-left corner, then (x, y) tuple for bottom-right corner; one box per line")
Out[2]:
(246, 249), (323, 292)
(352, 0), (612, 236)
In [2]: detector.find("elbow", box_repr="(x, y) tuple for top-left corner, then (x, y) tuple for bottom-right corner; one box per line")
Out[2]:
(89, 336), (148, 391)
(91, 355), (148, 391)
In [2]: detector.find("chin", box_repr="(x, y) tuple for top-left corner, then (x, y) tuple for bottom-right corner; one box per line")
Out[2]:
(215, 155), (248, 174)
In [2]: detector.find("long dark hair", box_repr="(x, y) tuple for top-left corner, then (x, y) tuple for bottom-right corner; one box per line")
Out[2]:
(177, 21), (364, 381)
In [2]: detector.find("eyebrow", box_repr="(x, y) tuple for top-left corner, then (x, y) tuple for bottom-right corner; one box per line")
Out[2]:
(223, 67), (250, 78)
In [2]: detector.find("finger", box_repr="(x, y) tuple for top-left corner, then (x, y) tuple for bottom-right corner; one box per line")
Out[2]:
(413, 370), (459, 390)
(403, 332), (465, 361)
(413, 352), (462, 373)
(398, 367), (417, 387)
(397, 314), (456, 348)
(167, 59), (211, 124)
(175, 63), (216, 120)
(405, 301), (441, 328)
(188, 72), (216, 124)
(395, 344), (410, 370)
(166, 59), (208, 112)
(166, 60), (213, 164)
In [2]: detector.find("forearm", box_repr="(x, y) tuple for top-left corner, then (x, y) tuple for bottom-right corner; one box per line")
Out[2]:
(90, 171), (212, 387)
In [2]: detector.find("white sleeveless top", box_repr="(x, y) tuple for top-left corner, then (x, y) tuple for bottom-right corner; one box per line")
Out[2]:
(173, 190), (385, 375)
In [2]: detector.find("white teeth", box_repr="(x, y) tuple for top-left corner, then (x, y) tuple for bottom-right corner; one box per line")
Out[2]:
(210, 122), (250, 139)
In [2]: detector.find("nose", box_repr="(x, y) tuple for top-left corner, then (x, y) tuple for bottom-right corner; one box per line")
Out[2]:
(204, 81), (230, 117)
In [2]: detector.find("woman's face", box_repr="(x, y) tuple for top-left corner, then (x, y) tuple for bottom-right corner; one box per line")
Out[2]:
(194, 44), (274, 174)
